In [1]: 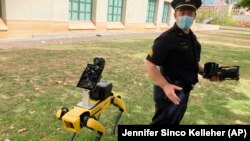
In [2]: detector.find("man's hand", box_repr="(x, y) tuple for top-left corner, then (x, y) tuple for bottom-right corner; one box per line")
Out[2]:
(162, 84), (182, 105)
(209, 75), (224, 82)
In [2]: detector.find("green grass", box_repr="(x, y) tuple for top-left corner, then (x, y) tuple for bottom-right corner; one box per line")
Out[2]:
(0, 30), (250, 141)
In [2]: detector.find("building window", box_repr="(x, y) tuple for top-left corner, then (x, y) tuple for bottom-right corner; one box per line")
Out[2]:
(162, 2), (170, 23)
(69, 0), (92, 21)
(107, 0), (123, 22)
(146, 0), (156, 23)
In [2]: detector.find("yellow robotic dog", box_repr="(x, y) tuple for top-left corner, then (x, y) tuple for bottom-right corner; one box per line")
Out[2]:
(56, 57), (126, 141)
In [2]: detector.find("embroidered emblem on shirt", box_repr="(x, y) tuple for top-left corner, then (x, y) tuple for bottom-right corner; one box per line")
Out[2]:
(180, 43), (189, 49)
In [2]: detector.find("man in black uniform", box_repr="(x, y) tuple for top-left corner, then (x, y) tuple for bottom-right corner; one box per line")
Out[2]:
(144, 0), (204, 125)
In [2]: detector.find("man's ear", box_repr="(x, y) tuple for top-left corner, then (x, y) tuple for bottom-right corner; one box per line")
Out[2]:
(174, 11), (177, 19)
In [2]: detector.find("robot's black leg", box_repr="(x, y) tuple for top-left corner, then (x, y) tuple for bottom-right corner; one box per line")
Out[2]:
(112, 110), (123, 135)
(68, 132), (76, 141)
(94, 132), (102, 141)
(95, 114), (101, 120)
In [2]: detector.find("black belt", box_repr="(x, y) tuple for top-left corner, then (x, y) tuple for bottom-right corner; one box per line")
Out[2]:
(172, 80), (194, 93)
(162, 75), (194, 93)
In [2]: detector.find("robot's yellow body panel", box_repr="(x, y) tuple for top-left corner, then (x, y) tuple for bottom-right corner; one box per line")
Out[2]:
(56, 94), (126, 141)
(86, 118), (105, 134)
(61, 107), (88, 132)
(113, 95), (126, 111)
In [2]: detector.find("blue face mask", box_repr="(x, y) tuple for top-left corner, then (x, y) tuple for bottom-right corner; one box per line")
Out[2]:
(176, 16), (194, 30)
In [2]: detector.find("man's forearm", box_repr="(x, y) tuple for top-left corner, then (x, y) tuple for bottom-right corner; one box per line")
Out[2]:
(198, 63), (204, 75)
(144, 60), (170, 88)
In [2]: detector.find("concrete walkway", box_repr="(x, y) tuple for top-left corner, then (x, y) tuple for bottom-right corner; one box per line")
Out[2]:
(219, 26), (250, 31)
(0, 32), (161, 49)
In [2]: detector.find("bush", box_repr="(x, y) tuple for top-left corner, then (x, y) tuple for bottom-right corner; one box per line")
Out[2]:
(196, 11), (216, 23)
(196, 10), (240, 26)
(211, 15), (239, 26)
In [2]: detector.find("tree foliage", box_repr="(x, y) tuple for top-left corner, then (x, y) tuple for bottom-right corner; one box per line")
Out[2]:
(235, 0), (250, 10)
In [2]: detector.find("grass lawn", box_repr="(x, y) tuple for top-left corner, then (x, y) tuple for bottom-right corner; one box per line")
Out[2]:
(0, 29), (249, 141)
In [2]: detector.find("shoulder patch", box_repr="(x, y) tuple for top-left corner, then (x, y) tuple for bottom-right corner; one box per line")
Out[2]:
(148, 48), (153, 57)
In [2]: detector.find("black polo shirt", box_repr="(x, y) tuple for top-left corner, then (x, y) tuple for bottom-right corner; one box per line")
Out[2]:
(146, 23), (201, 86)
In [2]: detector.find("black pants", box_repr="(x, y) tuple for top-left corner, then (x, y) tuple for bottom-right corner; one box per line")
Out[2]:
(150, 85), (190, 125)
